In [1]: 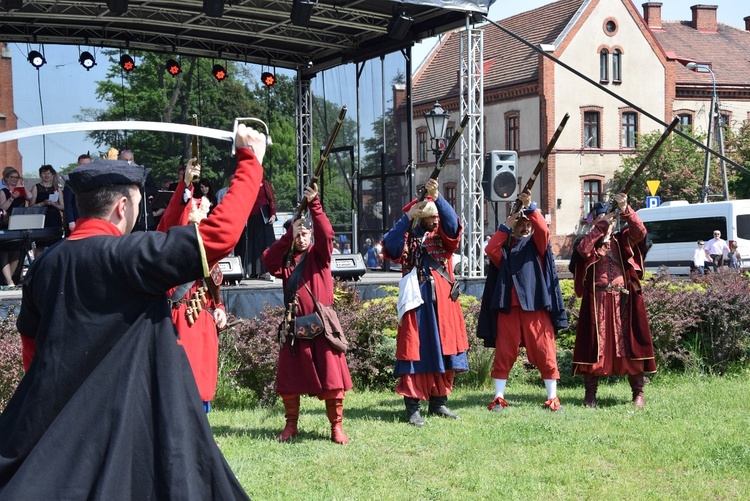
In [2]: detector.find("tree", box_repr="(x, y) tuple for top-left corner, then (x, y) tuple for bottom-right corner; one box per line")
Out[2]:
(724, 121), (750, 199)
(611, 128), (709, 208)
(78, 51), (261, 184)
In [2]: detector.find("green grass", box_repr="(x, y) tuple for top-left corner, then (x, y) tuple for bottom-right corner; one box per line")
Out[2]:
(209, 373), (750, 500)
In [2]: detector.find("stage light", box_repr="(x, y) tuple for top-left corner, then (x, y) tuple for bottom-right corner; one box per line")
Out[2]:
(119, 54), (135, 72)
(261, 71), (276, 87)
(79, 51), (96, 71)
(166, 59), (181, 76)
(387, 11), (413, 40)
(203, 0), (224, 17)
(27, 50), (46, 69)
(212, 64), (227, 81)
(290, 0), (316, 27)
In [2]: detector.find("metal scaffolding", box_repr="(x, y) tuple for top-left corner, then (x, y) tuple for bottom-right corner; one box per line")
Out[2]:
(296, 75), (313, 202)
(458, 20), (485, 278)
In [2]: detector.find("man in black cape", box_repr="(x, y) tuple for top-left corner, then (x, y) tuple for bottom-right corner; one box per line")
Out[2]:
(0, 125), (266, 499)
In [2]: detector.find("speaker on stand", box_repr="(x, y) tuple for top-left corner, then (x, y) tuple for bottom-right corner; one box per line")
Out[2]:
(331, 254), (367, 281)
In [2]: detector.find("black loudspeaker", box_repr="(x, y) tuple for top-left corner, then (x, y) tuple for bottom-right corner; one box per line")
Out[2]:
(218, 256), (244, 284)
(331, 254), (367, 281)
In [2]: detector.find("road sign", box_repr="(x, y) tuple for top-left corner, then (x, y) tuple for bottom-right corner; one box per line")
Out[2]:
(647, 180), (660, 196)
(646, 196), (661, 208)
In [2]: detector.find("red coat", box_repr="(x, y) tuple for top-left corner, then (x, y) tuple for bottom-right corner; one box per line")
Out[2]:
(572, 207), (656, 371)
(158, 179), (225, 402)
(262, 197), (352, 395)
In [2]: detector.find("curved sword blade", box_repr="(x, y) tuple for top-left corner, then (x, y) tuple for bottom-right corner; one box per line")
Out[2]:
(0, 121), (234, 144)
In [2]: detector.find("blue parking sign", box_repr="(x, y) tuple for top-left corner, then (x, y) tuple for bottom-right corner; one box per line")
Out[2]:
(646, 196), (660, 208)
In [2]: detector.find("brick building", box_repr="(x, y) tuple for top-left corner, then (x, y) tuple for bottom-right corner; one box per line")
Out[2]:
(397, 0), (750, 254)
(0, 42), (22, 173)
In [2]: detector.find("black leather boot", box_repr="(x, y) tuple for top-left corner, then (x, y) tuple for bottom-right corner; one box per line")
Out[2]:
(428, 395), (460, 419)
(404, 397), (425, 427)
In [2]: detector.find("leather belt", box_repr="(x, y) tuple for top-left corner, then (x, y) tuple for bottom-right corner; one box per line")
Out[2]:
(595, 283), (629, 295)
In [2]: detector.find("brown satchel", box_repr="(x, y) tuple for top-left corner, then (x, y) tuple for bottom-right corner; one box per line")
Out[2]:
(304, 284), (349, 353)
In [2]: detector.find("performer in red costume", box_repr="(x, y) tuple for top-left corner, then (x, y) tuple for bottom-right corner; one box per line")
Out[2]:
(1, 125), (265, 499)
(480, 191), (568, 413)
(157, 163), (227, 413)
(262, 182), (353, 444)
(382, 178), (468, 427)
(571, 194), (656, 408)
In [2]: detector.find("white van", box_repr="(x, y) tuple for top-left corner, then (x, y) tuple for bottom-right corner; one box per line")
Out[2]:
(636, 200), (750, 274)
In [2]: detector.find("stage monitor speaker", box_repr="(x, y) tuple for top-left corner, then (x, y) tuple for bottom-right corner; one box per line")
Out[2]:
(331, 254), (367, 281)
(218, 255), (244, 284)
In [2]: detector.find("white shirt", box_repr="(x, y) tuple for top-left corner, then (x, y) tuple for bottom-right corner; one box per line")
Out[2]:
(693, 247), (710, 267)
(705, 237), (729, 256)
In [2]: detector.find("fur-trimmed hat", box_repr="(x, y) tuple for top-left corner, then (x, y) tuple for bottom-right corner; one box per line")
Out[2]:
(402, 197), (438, 218)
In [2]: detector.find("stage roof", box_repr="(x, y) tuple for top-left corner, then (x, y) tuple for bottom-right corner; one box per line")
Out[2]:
(0, 0), (490, 75)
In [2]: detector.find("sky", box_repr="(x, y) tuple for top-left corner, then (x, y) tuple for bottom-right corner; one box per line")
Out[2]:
(8, 0), (748, 174)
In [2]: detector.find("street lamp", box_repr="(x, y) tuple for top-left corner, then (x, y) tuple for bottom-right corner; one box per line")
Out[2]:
(686, 62), (718, 203)
(424, 101), (450, 166)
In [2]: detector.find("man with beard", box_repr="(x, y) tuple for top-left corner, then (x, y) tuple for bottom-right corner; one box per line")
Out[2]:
(382, 178), (469, 427)
(479, 191), (567, 413)
(570, 195), (656, 408)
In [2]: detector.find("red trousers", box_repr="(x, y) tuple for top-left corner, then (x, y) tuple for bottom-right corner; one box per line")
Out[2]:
(492, 306), (560, 379)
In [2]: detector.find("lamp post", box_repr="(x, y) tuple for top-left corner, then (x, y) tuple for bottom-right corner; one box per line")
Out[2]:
(424, 101), (450, 167)
(686, 62), (718, 203)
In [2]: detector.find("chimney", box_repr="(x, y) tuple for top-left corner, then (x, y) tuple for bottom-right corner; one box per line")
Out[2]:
(642, 3), (663, 30)
(691, 4), (718, 33)
(745, 16), (750, 32)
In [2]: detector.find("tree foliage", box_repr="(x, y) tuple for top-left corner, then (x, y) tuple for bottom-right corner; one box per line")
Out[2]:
(611, 128), (709, 208)
(724, 120), (750, 199)
(78, 51), (262, 185)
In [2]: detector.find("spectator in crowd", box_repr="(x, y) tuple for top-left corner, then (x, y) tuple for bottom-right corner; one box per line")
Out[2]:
(63, 153), (91, 235)
(727, 240), (741, 271)
(196, 178), (218, 215)
(0, 124), (266, 498)
(478, 190), (567, 413)
(692, 240), (711, 276)
(705, 230), (730, 271)
(382, 178), (468, 426)
(570, 195), (656, 408)
(120, 150), (158, 232)
(30, 165), (65, 255)
(262, 183), (352, 444)
(0, 167), (32, 286)
(238, 177), (277, 279)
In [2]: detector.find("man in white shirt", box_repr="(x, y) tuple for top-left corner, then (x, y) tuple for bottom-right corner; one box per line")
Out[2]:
(705, 230), (730, 271)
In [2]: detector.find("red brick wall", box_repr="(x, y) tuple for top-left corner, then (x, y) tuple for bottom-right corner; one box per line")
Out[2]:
(0, 43), (23, 174)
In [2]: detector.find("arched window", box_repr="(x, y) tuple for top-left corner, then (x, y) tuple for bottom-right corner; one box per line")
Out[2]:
(612, 49), (622, 82)
(600, 49), (609, 82)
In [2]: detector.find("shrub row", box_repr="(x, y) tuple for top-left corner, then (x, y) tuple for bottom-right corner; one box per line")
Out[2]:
(2, 271), (749, 412)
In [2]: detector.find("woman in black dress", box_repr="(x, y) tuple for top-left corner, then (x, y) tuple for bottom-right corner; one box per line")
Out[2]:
(30, 164), (65, 255)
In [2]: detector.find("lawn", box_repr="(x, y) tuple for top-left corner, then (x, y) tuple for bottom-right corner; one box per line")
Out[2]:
(209, 373), (750, 500)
